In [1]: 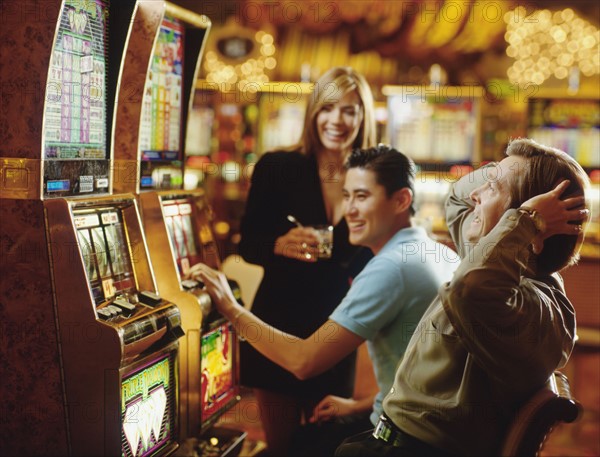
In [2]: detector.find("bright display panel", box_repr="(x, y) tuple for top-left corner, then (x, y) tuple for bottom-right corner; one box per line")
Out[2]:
(387, 92), (479, 163)
(138, 14), (184, 189)
(121, 351), (177, 457)
(200, 322), (237, 430)
(161, 198), (202, 277)
(528, 98), (600, 168)
(73, 207), (135, 304)
(43, 0), (110, 197)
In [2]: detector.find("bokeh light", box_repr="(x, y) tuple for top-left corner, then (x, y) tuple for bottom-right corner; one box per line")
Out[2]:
(505, 7), (599, 86)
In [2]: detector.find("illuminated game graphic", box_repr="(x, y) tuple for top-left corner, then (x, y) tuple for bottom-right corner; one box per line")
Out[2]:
(121, 353), (176, 457)
(388, 93), (479, 163)
(528, 98), (600, 168)
(74, 208), (135, 304)
(44, 0), (106, 159)
(162, 198), (202, 276)
(257, 93), (307, 154)
(42, 0), (109, 197)
(139, 15), (184, 170)
(201, 323), (237, 426)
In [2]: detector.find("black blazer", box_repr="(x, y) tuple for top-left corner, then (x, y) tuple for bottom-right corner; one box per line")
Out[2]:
(238, 151), (373, 398)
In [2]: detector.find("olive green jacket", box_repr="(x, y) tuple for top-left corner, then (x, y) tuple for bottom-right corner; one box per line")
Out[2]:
(383, 167), (576, 456)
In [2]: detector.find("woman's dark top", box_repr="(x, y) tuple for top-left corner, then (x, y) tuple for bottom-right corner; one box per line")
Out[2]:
(238, 151), (373, 399)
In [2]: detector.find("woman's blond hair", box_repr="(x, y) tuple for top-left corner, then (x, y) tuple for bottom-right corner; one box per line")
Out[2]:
(297, 67), (376, 155)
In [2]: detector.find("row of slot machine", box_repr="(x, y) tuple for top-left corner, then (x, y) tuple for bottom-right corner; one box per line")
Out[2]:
(1, 1), (244, 456)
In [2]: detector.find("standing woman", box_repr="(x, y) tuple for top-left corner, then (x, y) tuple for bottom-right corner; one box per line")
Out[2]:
(238, 67), (377, 455)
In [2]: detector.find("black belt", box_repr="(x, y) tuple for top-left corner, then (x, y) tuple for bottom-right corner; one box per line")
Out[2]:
(372, 415), (454, 456)
(372, 414), (403, 447)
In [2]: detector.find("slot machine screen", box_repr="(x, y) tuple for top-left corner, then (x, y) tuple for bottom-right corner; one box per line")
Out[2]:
(139, 14), (185, 189)
(527, 98), (600, 168)
(121, 351), (178, 457)
(73, 207), (135, 304)
(200, 322), (238, 431)
(257, 93), (307, 154)
(387, 93), (479, 164)
(43, 0), (110, 197)
(161, 198), (202, 277)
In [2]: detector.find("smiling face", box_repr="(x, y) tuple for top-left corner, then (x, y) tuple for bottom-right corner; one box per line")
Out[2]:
(316, 90), (363, 154)
(343, 168), (401, 254)
(466, 155), (527, 243)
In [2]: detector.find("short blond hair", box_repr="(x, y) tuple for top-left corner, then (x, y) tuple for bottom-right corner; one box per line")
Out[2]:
(506, 138), (590, 273)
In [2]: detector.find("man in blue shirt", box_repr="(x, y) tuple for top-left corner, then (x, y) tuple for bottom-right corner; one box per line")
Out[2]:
(193, 145), (459, 455)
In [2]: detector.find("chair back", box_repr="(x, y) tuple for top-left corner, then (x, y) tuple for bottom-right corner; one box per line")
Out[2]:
(500, 371), (582, 456)
(221, 255), (264, 310)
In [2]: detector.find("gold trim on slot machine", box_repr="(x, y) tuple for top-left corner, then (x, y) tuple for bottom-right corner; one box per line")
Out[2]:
(0, 158), (41, 200)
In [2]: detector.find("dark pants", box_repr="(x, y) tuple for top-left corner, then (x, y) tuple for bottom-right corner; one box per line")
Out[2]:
(335, 429), (455, 457)
(289, 412), (373, 457)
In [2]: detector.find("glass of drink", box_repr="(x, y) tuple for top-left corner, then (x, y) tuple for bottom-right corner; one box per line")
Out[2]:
(313, 225), (333, 259)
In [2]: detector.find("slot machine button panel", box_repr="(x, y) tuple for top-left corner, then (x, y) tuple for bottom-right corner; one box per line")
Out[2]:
(139, 290), (162, 307)
(113, 298), (136, 317)
(106, 305), (123, 317)
(97, 308), (112, 320)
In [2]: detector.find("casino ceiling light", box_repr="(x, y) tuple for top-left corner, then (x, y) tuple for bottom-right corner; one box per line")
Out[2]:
(504, 7), (600, 86)
(203, 21), (277, 91)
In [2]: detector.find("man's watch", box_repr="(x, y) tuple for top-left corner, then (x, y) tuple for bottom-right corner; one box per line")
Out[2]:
(518, 207), (547, 234)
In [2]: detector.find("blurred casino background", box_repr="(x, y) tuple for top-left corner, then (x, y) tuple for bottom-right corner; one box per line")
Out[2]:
(173, 0), (598, 247)
(1, 1), (598, 456)
(167, 1), (599, 456)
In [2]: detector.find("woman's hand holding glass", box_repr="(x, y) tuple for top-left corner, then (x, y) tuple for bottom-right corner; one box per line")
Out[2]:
(274, 227), (321, 262)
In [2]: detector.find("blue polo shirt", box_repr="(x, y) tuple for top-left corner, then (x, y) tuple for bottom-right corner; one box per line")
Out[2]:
(330, 226), (460, 424)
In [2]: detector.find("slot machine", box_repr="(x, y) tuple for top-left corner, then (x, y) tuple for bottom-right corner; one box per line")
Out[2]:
(45, 195), (184, 456)
(110, 3), (246, 454)
(140, 190), (246, 455)
(1, 1), (184, 455)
